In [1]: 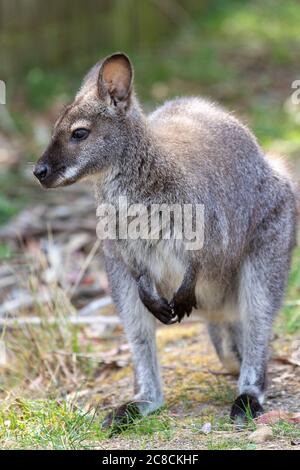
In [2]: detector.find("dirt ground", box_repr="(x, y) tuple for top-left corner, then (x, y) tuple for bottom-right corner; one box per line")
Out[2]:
(87, 320), (300, 450)
(0, 185), (299, 450)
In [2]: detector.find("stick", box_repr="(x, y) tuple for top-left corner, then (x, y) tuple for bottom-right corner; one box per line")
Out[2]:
(0, 314), (119, 327)
(78, 296), (112, 316)
(0, 292), (112, 317)
(0, 292), (51, 317)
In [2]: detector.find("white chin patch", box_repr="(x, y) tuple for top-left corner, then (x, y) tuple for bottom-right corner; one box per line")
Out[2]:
(63, 166), (81, 181)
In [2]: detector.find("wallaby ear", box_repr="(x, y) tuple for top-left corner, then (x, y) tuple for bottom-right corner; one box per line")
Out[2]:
(98, 53), (133, 109)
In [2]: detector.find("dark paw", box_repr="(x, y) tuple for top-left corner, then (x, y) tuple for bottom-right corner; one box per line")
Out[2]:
(138, 283), (175, 325)
(170, 289), (197, 322)
(144, 296), (176, 325)
(102, 402), (141, 434)
(230, 394), (264, 424)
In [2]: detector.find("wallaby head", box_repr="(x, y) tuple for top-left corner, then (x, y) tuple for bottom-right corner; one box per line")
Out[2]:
(34, 53), (138, 188)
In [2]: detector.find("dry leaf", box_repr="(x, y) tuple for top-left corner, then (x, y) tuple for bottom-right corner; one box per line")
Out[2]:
(256, 410), (300, 425)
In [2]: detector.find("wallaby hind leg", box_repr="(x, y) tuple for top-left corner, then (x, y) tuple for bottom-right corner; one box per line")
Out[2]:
(208, 321), (242, 376)
(231, 213), (294, 423)
(102, 254), (163, 430)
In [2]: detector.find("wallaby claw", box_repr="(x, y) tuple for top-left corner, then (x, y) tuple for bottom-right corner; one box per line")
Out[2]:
(170, 288), (197, 323)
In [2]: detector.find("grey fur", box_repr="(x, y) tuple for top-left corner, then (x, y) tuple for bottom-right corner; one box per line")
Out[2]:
(34, 53), (298, 420)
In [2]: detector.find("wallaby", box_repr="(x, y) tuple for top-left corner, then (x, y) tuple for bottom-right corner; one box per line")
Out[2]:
(34, 52), (298, 427)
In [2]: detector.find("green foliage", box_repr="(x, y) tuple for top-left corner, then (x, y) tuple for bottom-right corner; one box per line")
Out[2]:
(272, 420), (300, 440)
(25, 68), (70, 111)
(0, 194), (19, 225)
(0, 399), (173, 449)
(0, 243), (12, 260)
(0, 399), (107, 449)
(280, 247), (300, 333)
(207, 437), (256, 450)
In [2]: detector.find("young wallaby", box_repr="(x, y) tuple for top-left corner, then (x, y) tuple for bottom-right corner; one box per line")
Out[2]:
(34, 52), (298, 427)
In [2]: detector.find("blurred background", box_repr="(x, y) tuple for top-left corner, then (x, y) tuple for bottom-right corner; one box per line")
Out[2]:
(0, 0), (300, 449)
(1, 0), (300, 219)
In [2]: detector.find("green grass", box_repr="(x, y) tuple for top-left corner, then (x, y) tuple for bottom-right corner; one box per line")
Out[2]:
(272, 420), (300, 440)
(2, 399), (298, 450)
(207, 437), (256, 451)
(280, 247), (300, 333)
(0, 243), (12, 260)
(114, 410), (173, 441)
(0, 399), (173, 449)
(0, 194), (19, 225)
(0, 399), (108, 449)
(206, 380), (236, 406)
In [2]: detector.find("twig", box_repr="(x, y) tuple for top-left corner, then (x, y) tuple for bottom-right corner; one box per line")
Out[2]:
(68, 239), (101, 298)
(0, 291), (112, 317)
(0, 292), (51, 317)
(0, 275), (17, 289)
(0, 313), (119, 328)
(78, 296), (112, 316)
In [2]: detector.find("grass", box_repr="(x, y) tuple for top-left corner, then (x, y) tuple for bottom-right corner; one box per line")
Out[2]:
(0, 194), (19, 225)
(0, 243), (12, 260)
(1, 396), (298, 450)
(206, 380), (236, 406)
(0, 245), (298, 449)
(207, 437), (256, 451)
(272, 421), (300, 441)
(0, 399), (174, 449)
(0, 399), (107, 450)
(112, 411), (173, 441)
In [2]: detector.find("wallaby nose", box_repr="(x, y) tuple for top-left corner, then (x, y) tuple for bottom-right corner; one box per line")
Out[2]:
(33, 163), (49, 181)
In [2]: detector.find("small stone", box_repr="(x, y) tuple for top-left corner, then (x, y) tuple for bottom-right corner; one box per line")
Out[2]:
(200, 422), (212, 434)
(249, 425), (273, 443)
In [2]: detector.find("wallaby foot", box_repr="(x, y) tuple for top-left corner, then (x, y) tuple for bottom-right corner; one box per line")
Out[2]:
(102, 398), (163, 434)
(230, 394), (264, 423)
(102, 401), (141, 432)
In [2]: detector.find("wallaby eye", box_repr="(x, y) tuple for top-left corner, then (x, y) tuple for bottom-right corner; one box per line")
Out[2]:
(71, 128), (90, 141)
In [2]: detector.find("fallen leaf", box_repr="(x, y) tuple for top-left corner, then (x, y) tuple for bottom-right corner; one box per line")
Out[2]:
(256, 410), (300, 425)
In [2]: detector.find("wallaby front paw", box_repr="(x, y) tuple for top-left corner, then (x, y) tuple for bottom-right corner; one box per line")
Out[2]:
(170, 288), (197, 322)
(230, 394), (264, 424)
(144, 296), (175, 325)
(138, 280), (175, 324)
(102, 402), (141, 434)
